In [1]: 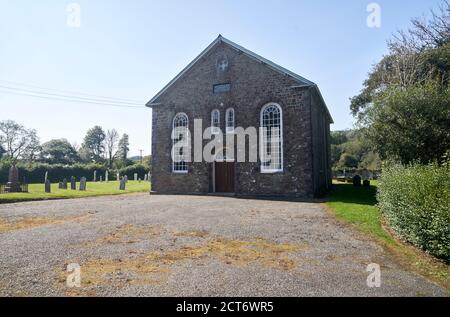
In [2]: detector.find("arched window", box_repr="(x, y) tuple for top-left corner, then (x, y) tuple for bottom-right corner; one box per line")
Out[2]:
(260, 103), (283, 173)
(211, 109), (220, 134)
(225, 108), (235, 134)
(172, 113), (189, 173)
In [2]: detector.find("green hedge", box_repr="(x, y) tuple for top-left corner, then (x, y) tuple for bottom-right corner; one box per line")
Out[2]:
(0, 162), (150, 184)
(377, 162), (450, 263)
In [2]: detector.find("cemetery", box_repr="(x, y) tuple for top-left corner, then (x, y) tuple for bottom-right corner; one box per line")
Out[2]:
(0, 166), (150, 204)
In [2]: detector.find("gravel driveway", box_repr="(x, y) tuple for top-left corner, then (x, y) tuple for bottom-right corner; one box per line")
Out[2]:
(0, 194), (447, 297)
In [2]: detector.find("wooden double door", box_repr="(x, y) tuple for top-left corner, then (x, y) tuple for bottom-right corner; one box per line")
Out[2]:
(215, 161), (235, 193)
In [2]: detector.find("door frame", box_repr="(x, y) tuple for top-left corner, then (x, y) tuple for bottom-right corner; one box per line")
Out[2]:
(213, 158), (235, 193)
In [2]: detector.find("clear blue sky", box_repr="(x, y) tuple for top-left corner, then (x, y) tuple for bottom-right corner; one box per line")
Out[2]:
(0, 0), (443, 156)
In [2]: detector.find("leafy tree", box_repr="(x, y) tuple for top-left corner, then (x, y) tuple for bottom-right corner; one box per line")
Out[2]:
(115, 134), (130, 166)
(39, 139), (80, 165)
(0, 144), (5, 159)
(366, 82), (450, 164)
(105, 129), (119, 167)
(81, 126), (106, 163)
(350, 1), (450, 164)
(338, 153), (359, 169)
(0, 120), (40, 164)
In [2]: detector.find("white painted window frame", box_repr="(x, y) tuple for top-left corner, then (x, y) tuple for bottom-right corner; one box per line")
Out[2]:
(211, 109), (220, 135)
(172, 112), (189, 174)
(225, 108), (235, 134)
(260, 103), (284, 174)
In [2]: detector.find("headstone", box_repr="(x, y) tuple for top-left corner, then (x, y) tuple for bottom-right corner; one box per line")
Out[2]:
(134, 173), (138, 181)
(148, 172), (151, 183)
(100, 176), (103, 182)
(45, 179), (51, 193)
(62, 178), (68, 190)
(44, 171), (48, 184)
(353, 175), (362, 187)
(7, 165), (20, 193)
(105, 170), (109, 182)
(93, 170), (97, 182)
(58, 182), (63, 189)
(138, 178), (142, 183)
(70, 176), (76, 190)
(124, 175), (128, 183)
(144, 174), (148, 181)
(116, 173), (120, 181)
(363, 180), (371, 187)
(79, 177), (87, 191)
(119, 178), (126, 191)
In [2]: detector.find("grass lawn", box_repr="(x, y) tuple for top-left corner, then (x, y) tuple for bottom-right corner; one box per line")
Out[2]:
(0, 181), (150, 204)
(326, 181), (450, 289)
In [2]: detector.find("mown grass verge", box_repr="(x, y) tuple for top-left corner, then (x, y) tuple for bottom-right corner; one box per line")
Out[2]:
(0, 181), (150, 204)
(326, 181), (450, 290)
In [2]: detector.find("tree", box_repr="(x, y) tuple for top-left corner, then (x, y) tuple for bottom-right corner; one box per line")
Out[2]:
(350, 1), (449, 121)
(105, 129), (119, 167)
(116, 134), (130, 166)
(39, 139), (80, 165)
(366, 82), (450, 164)
(81, 126), (106, 163)
(0, 120), (40, 164)
(0, 144), (5, 159)
(350, 1), (450, 164)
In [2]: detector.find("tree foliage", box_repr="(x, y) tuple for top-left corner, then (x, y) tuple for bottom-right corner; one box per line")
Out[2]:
(331, 130), (381, 171)
(39, 139), (80, 165)
(0, 120), (40, 164)
(105, 129), (119, 168)
(350, 1), (450, 164)
(80, 126), (106, 163)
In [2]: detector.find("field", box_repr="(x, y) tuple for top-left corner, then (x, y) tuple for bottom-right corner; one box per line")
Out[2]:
(326, 181), (450, 289)
(0, 181), (150, 204)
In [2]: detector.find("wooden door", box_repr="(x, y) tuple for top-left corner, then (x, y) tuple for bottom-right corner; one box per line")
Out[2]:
(215, 162), (235, 193)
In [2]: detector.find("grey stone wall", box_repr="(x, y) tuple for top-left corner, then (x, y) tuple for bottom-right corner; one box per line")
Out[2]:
(150, 41), (330, 198)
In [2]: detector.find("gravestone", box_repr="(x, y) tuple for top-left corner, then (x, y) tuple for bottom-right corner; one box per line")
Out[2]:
(62, 178), (68, 190)
(134, 173), (138, 181)
(353, 175), (362, 187)
(138, 178), (142, 183)
(93, 170), (97, 182)
(70, 177), (76, 190)
(79, 177), (87, 191)
(59, 182), (63, 189)
(363, 180), (371, 187)
(148, 172), (151, 183)
(100, 176), (103, 182)
(105, 170), (109, 182)
(44, 171), (48, 184)
(119, 178), (126, 191)
(144, 174), (148, 182)
(116, 173), (120, 181)
(7, 165), (20, 193)
(45, 180), (51, 193)
(124, 175), (128, 183)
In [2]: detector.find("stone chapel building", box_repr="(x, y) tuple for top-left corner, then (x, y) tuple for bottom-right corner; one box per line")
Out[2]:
(146, 35), (333, 198)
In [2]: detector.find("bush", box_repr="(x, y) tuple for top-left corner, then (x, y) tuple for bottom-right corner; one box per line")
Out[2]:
(377, 162), (450, 263)
(0, 162), (107, 184)
(0, 161), (151, 184)
(117, 164), (150, 180)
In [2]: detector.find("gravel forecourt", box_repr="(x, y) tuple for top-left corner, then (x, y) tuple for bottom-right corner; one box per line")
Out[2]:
(0, 194), (447, 297)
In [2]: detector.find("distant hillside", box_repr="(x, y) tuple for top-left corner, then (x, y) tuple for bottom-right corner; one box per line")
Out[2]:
(331, 130), (381, 171)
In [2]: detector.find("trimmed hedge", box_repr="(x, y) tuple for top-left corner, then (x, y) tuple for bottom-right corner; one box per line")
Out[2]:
(0, 162), (150, 184)
(377, 162), (450, 263)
